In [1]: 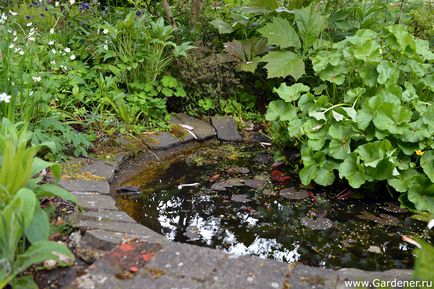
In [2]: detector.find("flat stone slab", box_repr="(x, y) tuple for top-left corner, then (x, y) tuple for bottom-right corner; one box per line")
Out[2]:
(211, 116), (243, 142)
(81, 161), (116, 182)
(147, 242), (228, 281)
(206, 255), (292, 289)
(73, 193), (118, 211)
(80, 210), (136, 224)
(81, 230), (125, 251)
(78, 220), (167, 244)
(61, 180), (110, 195)
(289, 264), (337, 289)
(144, 132), (184, 150)
(175, 113), (216, 140)
(336, 268), (413, 289)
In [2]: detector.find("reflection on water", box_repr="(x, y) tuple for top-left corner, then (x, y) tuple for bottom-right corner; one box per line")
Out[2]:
(116, 144), (432, 271)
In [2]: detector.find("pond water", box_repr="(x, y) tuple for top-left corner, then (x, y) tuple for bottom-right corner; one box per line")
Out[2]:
(115, 144), (432, 271)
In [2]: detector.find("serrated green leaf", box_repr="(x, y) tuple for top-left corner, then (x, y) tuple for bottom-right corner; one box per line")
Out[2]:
(261, 51), (305, 80)
(265, 100), (297, 121)
(293, 4), (326, 50)
(273, 83), (310, 102)
(258, 17), (301, 49)
(209, 19), (234, 34)
(421, 150), (434, 183)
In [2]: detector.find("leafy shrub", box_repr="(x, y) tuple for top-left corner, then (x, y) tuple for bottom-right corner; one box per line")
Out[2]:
(0, 119), (76, 288)
(266, 25), (434, 215)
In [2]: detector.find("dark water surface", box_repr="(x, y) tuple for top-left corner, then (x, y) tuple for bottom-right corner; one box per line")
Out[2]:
(115, 144), (432, 271)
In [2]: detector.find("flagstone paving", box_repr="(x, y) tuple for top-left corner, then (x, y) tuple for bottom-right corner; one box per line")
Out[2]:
(63, 115), (414, 289)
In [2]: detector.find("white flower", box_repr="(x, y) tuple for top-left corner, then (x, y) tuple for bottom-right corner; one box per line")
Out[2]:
(13, 37), (17, 42)
(32, 76), (42, 82)
(12, 31), (17, 36)
(0, 92), (11, 103)
(9, 44), (14, 49)
(428, 219), (434, 230)
(51, 49), (56, 54)
(26, 22), (32, 27)
(28, 37), (35, 42)
(50, 28), (55, 34)
(64, 47), (71, 53)
(50, 60), (56, 65)
(48, 41), (54, 45)
(9, 11), (17, 16)
(70, 54), (76, 60)
(55, 1), (59, 6)
(103, 29), (108, 35)
(103, 44), (108, 50)
(70, 0), (75, 4)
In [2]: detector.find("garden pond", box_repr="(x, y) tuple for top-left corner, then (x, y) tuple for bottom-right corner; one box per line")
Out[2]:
(115, 144), (433, 271)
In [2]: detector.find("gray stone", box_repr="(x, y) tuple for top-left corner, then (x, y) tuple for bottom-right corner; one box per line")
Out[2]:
(279, 188), (309, 200)
(144, 132), (184, 150)
(80, 210), (136, 224)
(231, 194), (251, 203)
(336, 268), (412, 289)
(61, 180), (110, 195)
(207, 255), (291, 289)
(211, 116), (243, 142)
(81, 161), (116, 182)
(81, 229), (123, 250)
(78, 220), (167, 244)
(147, 242), (227, 280)
(73, 193), (118, 211)
(175, 113), (216, 140)
(289, 264), (337, 289)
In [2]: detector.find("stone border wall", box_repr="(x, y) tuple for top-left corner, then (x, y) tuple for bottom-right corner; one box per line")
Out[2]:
(63, 114), (413, 289)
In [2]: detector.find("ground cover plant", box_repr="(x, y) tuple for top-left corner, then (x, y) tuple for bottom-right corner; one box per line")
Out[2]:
(0, 0), (433, 287)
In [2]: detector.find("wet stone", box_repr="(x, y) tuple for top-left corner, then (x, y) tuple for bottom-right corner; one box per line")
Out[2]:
(211, 116), (243, 142)
(61, 180), (110, 195)
(206, 255), (291, 289)
(80, 210), (136, 224)
(357, 211), (400, 226)
(175, 113), (216, 141)
(81, 161), (116, 182)
(279, 187), (309, 200)
(184, 225), (201, 240)
(300, 216), (334, 230)
(231, 194), (251, 203)
(380, 202), (409, 214)
(227, 166), (250, 174)
(290, 264), (337, 289)
(253, 153), (273, 164)
(73, 193), (118, 211)
(244, 179), (268, 189)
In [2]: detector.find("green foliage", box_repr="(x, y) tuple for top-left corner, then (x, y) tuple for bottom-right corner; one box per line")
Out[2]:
(266, 24), (434, 215)
(0, 119), (76, 288)
(413, 239), (434, 287)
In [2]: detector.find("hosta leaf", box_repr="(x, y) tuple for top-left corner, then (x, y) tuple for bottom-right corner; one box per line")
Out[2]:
(261, 51), (305, 80)
(210, 19), (234, 34)
(339, 153), (366, 188)
(421, 150), (434, 183)
(25, 205), (50, 244)
(258, 17), (301, 49)
(293, 4), (326, 50)
(265, 100), (296, 121)
(273, 83), (310, 102)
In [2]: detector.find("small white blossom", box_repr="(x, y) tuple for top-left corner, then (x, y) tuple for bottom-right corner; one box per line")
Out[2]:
(19, 50), (24, 55)
(70, 54), (76, 60)
(103, 44), (108, 50)
(13, 37), (17, 42)
(51, 49), (57, 54)
(64, 47), (71, 53)
(103, 29), (108, 35)
(55, 1), (60, 6)
(28, 37), (35, 42)
(9, 43), (14, 49)
(48, 40), (54, 45)
(70, 0), (75, 4)
(0, 92), (11, 103)
(50, 60), (56, 65)
(428, 219), (434, 230)
(26, 22), (32, 27)
(12, 31), (17, 36)
(9, 11), (17, 16)
(32, 76), (42, 82)
(50, 28), (55, 34)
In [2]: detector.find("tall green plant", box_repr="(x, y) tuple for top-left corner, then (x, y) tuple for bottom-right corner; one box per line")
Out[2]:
(266, 24), (434, 216)
(0, 119), (76, 288)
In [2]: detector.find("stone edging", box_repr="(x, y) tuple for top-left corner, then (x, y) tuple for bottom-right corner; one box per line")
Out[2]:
(62, 114), (413, 289)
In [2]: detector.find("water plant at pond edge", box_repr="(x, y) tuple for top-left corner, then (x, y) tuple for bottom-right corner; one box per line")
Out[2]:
(0, 119), (76, 288)
(266, 24), (434, 219)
